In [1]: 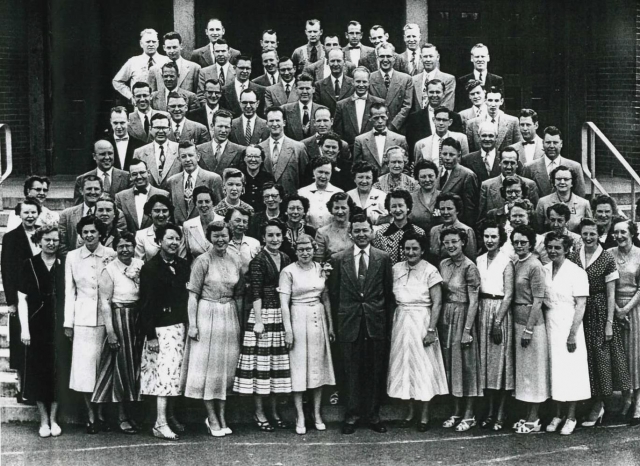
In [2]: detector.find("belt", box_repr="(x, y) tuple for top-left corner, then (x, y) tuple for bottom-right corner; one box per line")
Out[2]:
(480, 293), (504, 300)
(112, 302), (138, 309)
(200, 297), (234, 304)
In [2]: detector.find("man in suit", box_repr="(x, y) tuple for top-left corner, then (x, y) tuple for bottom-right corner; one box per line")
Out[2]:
(303, 106), (351, 164)
(197, 109), (246, 176)
(166, 92), (210, 145)
(396, 23), (423, 76)
(196, 39), (236, 104)
(107, 106), (145, 171)
(220, 55), (266, 118)
(281, 75), (320, 141)
(522, 126), (586, 198)
(333, 67), (385, 147)
(359, 25), (401, 72)
(264, 56), (298, 107)
(187, 78), (225, 136)
(115, 158), (169, 233)
(314, 49), (356, 116)
(343, 21), (375, 68)
(304, 35), (356, 82)
(456, 43), (504, 111)
(461, 120), (503, 184)
(260, 29), (278, 53)
(150, 62), (199, 112)
(128, 81), (168, 144)
(465, 87), (521, 153)
(353, 103), (408, 176)
(190, 18), (241, 68)
(458, 79), (487, 128)
(260, 106), (309, 196)
(477, 146), (539, 224)
(74, 139), (130, 204)
(406, 79), (464, 152)
(252, 50), (280, 88)
(328, 213), (394, 435)
(167, 141), (223, 225)
(291, 19), (324, 75)
(439, 137), (479, 228)
(411, 43), (456, 111)
(229, 89), (270, 145)
(148, 32), (200, 95)
(509, 108), (544, 165)
(133, 113), (182, 189)
(112, 28), (170, 104)
(414, 107), (469, 166)
(369, 43), (413, 134)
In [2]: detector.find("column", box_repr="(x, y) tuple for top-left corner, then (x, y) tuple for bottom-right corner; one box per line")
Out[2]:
(174, 0), (196, 57)
(405, 0), (428, 39)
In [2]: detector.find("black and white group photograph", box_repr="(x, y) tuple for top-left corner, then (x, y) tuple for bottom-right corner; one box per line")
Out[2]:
(0, 0), (639, 464)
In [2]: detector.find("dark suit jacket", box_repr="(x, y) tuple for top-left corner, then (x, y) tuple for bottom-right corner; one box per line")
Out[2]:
(58, 204), (127, 256)
(368, 70), (413, 133)
(167, 118), (211, 145)
(220, 81), (266, 118)
(1, 225), (35, 306)
(353, 129), (408, 176)
(259, 137), (309, 196)
(264, 81), (299, 107)
(303, 60), (356, 82)
(456, 72), (504, 111)
(229, 116), (270, 145)
(405, 107), (464, 153)
(196, 140), (246, 176)
(73, 168), (130, 205)
(186, 106), (215, 128)
(166, 168), (223, 225)
(190, 44), (241, 67)
(461, 150), (502, 184)
(302, 135), (351, 163)
(115, 185), (169, 233)
(314, 75), (356, 116)
(477, 174), (539, 223)
(128, 109), (169, 144)
(150, 88), (199, 112)
(333, 94), (386, 145)
(328, 246), (394, 343)
(440, 164), (479, 228)
(251, 73), (277, 87)
(105, 134), (145, 171)
(196, 63), (236, 103)
(522, 157), (586, 199)
(281, 102), (319, 141)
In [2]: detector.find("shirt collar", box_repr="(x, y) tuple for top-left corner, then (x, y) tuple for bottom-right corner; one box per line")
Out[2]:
(213, 139), (228, 151)
(544, 155), (562, 167)
(80, 243), (105, 258)
(354, 244), (371, 257)
(383, 221), (414, 236)
(309, 182), (339, 193)
(97, 167), (114, 178)
(154, 141), (166, 151)
(298, 100), (312, 111)
(185, 167), (199, 181)
(352, 92), (368, 101)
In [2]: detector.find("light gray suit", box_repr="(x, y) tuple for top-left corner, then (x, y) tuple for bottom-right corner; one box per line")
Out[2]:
(264, 81), (299, 107)
(281, 102), (319, 141)
(522, 156), (586, 199)
(133, 141), (182, 190)
(396, 50), (424, 76)
(73, 168), (130, 205)
(465, 112), (522, 153)
(509, 136), (545, 165)
(413, 131), (469, 165)
(167, 118), (211, 145)
(260, 137), (309, 196)
(196, 63), (236, 104)
(353, 129), (408, 175)
(58, 203), (127, 256)
(411, 70), (456, 112)
(166, 168), (223, 225)
(128, 109), (169, 143)
(150, 88), (199, 112)
(478, 175), (539, 224)
(196, 140), (246, 176)
(369, 70), (414, 133)
(148, 58), (201, 94)
(115, 185), (169, 233)
(303, 60), (356, 82)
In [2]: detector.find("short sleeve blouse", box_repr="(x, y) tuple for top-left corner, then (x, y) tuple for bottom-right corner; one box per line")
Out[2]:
(187, 250), (242, 301)
(103, 258), (143, 304)
(513, 254), (546, 304)
(393, 260), (443, 307)
(439, 256), (480, 303)
(279, 262), (326, 304)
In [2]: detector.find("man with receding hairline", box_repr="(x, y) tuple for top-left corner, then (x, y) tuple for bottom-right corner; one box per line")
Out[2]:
(411, 43), (456, 111)
(106, 106), (145, 171)
(190, 18), (241, 67)
(304, 36), (356, 82)
(314, 49), (356, 115)
(292, 19), (325, 74)
(148, 31), (201, 95)
(252, 49), (281, 87)
(456, 43), (504, 111)
(359, 25), (401, 72)
(74, 139), (130, 204)
(260, 29), (278, 53)
(133, 113), (182, 189)
(229, 89), (270, 145)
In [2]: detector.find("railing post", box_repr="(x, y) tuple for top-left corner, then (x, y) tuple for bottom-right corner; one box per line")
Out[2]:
(632, 178), (637, 222)
(590, 129), (596, 186)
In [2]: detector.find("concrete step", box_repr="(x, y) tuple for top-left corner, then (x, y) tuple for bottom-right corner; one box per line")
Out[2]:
(0, 324), (9, 349)
(0, 348), (10, 372)
(0, 371), (18, 398)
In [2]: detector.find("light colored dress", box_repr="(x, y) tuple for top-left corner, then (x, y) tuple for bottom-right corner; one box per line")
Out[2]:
(347, 188), (388, 225)
(279, 262), (335, 391)
(373, 173), (419, 193)
(387, 260), (448, 401)
(543, 260), (591, 401)
(184, 251), (243, 400)
(314, 221), (353, 262)
(298, 183), (343, 229)
(476, 251), (515, 391)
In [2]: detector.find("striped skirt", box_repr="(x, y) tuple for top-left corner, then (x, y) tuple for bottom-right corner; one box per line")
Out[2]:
(140, 323), (187, 397)
(234, 307), (292, 395)
(91, 305), (142, 403)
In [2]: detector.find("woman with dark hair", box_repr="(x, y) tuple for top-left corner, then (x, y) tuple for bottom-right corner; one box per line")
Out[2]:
(373, 146), (419, 194)
(65, 216), (117, 434)
(485, 175), (528, 228)
(135, 194), (186, 261)
(502, 199), (545, 259)
(93, 196), (121, 248)
(314, 192), (356, 262)
(17, 224), (65, 437)
(240, 144), (275, 211)
(569, 218), (630, 425)
(347, 161), (387, 226)
(592, 194), (640, 249)
(248, 182), (286, 239)
(316, 132), (353, 191)
(429, 192), (477, 262)
(438, 227), (482, 432)
(609, 219), (640, 423)
(214, 168), (255, 217)
(281, 194), (316, 260)
(234, 219), (293, 431)
(543, 232), (590, 435)
(538, 203), (583, 265)
(139, 224), (190, 440)
(299, 156), (344, 229)
(92, 231), (144, 434)
(388, 231), (448, 431)
(476, 221), (513, 432)
(6, 175), (59, 232)
(373, 189), (426, 265)
(184, 221), (245, 437)
(510, 225), (549, 434)
(410, 159), (441, 232)
(183, 186), (223, 260)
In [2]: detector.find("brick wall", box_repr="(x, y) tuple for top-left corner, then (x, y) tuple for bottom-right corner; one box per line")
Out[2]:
(0, 0), (31, 175)
(586, 1), (640, 177)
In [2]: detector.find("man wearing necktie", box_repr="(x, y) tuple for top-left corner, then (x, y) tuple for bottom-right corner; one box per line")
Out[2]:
(147, 31), (201, 95)
(251, 50), (280, 87)
(107, 106), (144, 170)
(461, 121), (501, 184)
(166, 93), (210, 145)
(73, 140), (130, 205)
(186, 79), (222, 135)
(398, 23), (422, 76)
(219, 55), (266, 118)
(196, 109), (244, 176)
(149, 62), (199, 113)
(456, 43), (504, 112)
(458, 80), (488, 128)
(291, 19), (324, 75)
(465, 86), (521, 153)
(264, 56), (298, 108)
(438, 137), (479, 228)
(281, 73), (317, 141)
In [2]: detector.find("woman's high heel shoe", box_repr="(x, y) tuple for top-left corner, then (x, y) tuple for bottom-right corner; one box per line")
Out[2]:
(582, 406), (605, 427)
(205, 418), (225, 437)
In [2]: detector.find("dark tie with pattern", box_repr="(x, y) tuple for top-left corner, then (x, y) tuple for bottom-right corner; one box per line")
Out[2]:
(309, 47), (317, 64)
(384, 73), (391, 89)
(358, 250), (367, 289)
(86, 206), (95, 217)
(144, 114), (150, 137)
(185, 174), (193, 211)
(245, 119), (252, 145)
(334, 79), (341, 98)
(103, 172), (111, 194)
(158, 145), (166, 178)
(147, 57), (154, 70)
(285, 83), (291, 98)
(219, 68), (225, 86)
(410, 51), (417, 76)
(302, 105), (310, 137)
(440, 169), (448, 189)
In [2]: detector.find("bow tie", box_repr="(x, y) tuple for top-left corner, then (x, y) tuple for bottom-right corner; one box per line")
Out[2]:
(115, 137), (129, 142)
(522, 140), (536, 145)
(374, 131), (387, 137)
(352, 94), (367, 101)
(349, 46), (360, 50)
(134, 186), (148, 195)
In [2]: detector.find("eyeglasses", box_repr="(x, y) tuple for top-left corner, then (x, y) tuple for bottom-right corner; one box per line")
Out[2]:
(263, 194), (280, 199)
(297, 247), (314, 253)
(513, 240), (529, 246)
(206, 91), (223, 96)
(29, 187), (49, 193)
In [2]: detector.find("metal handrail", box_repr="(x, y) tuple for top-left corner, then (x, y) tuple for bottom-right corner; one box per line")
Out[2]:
(581, 121), (639, 220)
(0, 124), (13, 184)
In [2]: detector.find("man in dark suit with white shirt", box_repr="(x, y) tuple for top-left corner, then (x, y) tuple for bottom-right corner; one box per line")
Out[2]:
(74, 139), (130, 205)
(187, 78), (225, 134)
(196, 39), (236, 105)
(107, 106), (145, 171)
(220, 55), (266, 118)
(304, 35), (356, 82)
(343, 21), (375, 69)
(396, 23), (423, 76)
(128, 82), (169, 144)
(303, 106), (351, 162)
(456, 43), (504, 111)
(314, 49), (356, 115)
(264, 57), (299, 107)
(252, 49), (280, 88)
(509, 108), (545, 165)
(439, 137), (479, 228)
(281, 74), (319, 141)
(229, 89), (270, 145)
(190, 18), (241, 67)
(197, 109), (246, 176)
(465, 86), (521, 153)
(461, 120), (503, 184)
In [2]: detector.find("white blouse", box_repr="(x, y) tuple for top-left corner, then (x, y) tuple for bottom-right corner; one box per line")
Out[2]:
(476, 251), (512, 296)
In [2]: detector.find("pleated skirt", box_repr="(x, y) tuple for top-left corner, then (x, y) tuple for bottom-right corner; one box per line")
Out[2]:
(478, 298), (514, 391)
(387, 304), (448, 401)
(140, 323), (187, 397)
(69, 325), (106, 393)
(514, 305), (550, 403)
(618, 295), (640, 390)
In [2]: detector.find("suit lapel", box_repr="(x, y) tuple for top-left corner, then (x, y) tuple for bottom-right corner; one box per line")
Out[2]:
(177, 60), (188, 88)
(161, 143), (178, 182)
(386, 74), (401, 101)
(145, 146), (160, 184)
(322, 79), (336, 103)
(339, 79), (354, 100)
(343, 250), (360, 290)
(274, 139), (292, 180)
(372, 74), (387, 98)
(365, 133), (381, 166)
(364, 250), (381, 290)
(173, 175), (188, 221)
(496, 118), (508, 149)
(414, 75), (424, 105)
(218, 144), (237, 172)
(123, 191), (139, 226)
(289, 105), (302, 137)
(443, 165), (462, 191)
(347, 100), (359, 133)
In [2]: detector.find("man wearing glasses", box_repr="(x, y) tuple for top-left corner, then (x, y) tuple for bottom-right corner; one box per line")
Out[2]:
(220, 55), (266, 118)
(165, 93), (210, 145)
(187, 78), (227, 137)
(133, 113), (182, 189)
(229, 89), (270, 145)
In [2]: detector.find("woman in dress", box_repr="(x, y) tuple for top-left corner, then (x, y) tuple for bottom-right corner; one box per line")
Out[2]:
(234, 219), (292, 431)
(511, 225), (549, 434)
(64, 216), (116, 433)
(91, 232), (144, 434)
(372, 146), (419, 194)
(543, 232), (591, 435)
(373, 189), (426, 265)
(609, 218), (640, 424)
(17, 224), (65, 437)
(429, 192), (477, 262)
(280, 234), (335, 435)
(592, 195), (625, 249)
(569, 218), (630, 426)
(298, 156), (344, 229)
(135, 194), (186, 261)
(314, 192), (356, 263)
(476, 221), (514, 432)
(139, 224), (190, 440)
(438, 227), (482, 432)
(347, 161), (387, 226)
(409, 159), (441, 232)
(281, 194), (316, 260)
(94, 196), (121, 248)
(388, 231), (448, 431)
(247, 182), (286, 239)
(183, 186), (223, 260)
(185, 221), (244, 437)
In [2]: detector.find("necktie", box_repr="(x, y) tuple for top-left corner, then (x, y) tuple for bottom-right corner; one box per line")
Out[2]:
(185, 174), (193, 211)
(272, 140), (280, 165)
(302, 105), (310, 137)
(309, 46), (318, 64)
(438, 137), (444, 167)
(422, 81), (428, 108)
(144, 115), (150, 137)
(475, 107), (482, 118)
(134, 186), (148, 195)
(174, 123), (181, 141)
(270, 74), (276, 86)
(522, 140), (535, 145)
(147, 57), (154, 70)
(86, 206), (95, 217)
(440, 169), (449, 189)
(210, 112), (215, 134)
(483, 152), (492, 174)
(214, 143), (222, 162)
(548, 160), (556, 176)
(334, 78), (341, 98)
(491, 117), (496, 124)
(245, 119), (252, 145)
(103, 172), (111, 193)
(219, 68), (225, 86)
(285, 83), (291, 98)
(384, 73), (391, 89)
(478, 72), (483, 84)
(358, 250), (367, 289)
(410, 51), (417, 75)
(374, 130), (387, 137)
(158, 145), (166, 178)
